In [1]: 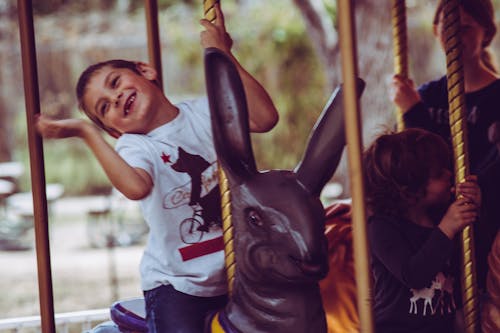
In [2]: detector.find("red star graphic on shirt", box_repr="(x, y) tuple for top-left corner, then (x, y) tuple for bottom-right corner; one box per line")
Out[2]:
(161, 152), (171, 164)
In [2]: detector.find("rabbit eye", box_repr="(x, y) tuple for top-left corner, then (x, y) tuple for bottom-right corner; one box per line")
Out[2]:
(246, 209), (264, 227)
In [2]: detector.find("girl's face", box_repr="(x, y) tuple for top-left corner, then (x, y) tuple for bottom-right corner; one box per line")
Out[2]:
(422, 168), (453, 208)
(82, 63), (162, 136)
(434, 7), (486, 63)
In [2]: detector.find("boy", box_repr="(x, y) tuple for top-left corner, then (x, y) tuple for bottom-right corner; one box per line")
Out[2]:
(36, 4), (278, 332)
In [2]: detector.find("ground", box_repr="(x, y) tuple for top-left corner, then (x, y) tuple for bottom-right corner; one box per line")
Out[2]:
(0, 196), (143, 322)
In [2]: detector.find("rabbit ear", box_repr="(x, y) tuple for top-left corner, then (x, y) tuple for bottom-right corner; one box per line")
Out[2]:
(204, 48), (258, 181)
(295, 78), (365, 197)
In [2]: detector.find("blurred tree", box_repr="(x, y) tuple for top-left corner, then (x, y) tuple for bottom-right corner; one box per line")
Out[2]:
(0, 66), (11, 162)
(0, 2), (17, 162)
(33, 0), (115, 14)
(292, 0), (394, 127)
(290, 0), (394, 196)
(4, 0), (499, 195)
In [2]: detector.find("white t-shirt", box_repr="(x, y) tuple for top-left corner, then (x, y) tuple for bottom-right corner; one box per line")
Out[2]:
(115, 97), (227, 296)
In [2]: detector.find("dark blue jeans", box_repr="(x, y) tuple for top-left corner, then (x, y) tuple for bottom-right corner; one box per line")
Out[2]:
(144, 284), (227, 333)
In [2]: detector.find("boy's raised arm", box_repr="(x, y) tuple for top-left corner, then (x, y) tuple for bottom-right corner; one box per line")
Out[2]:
(199, 3), (278, 133)
(35, 115), (153, 200)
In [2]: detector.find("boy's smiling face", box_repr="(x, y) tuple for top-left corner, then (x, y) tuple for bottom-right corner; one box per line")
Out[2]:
(82, 63), (162, 136)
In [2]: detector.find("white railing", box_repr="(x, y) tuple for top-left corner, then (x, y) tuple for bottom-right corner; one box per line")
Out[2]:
(0, 309), (109, 333)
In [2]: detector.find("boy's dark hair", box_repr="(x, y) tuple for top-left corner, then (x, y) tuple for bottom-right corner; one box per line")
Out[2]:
(363, 128), (451, 218)
(75, 59), (142, 138)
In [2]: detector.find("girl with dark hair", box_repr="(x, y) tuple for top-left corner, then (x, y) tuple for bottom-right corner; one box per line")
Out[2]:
(364, 128), (481, 333)
(390, 0), (500, 298)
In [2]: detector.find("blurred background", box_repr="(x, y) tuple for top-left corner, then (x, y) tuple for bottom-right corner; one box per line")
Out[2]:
(1, 0), (500, 330)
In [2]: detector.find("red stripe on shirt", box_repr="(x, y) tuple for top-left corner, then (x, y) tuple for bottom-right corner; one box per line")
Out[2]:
(179, 236), (224, 261)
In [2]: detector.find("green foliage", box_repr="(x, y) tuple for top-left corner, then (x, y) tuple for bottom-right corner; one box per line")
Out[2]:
(42, 139), (111, 195)
(156, 0), (329, 171)
(33, 0), (116, 15)
(230, 2), (327, 170)
(128, 0), (195, 14)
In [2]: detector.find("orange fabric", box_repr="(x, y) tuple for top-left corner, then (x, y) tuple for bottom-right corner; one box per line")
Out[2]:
(320, 202), (359, 333)
(481, 231), (500, 333)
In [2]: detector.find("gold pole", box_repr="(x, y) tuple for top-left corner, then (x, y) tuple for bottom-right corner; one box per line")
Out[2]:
(443, 1), (478, 332)
(17, 1), (55, 332)
(337, 1), (374, 332)
(219, 166), (235, 296)
(145, 0), (163, 89)
(391, 0), (408, 131)
(203, 0), (219, 22)
(202, 0), (235, 296)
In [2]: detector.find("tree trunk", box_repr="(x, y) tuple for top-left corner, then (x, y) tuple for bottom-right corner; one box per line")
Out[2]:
(0, 66), (12, 162)
(293, 0), (394, 197)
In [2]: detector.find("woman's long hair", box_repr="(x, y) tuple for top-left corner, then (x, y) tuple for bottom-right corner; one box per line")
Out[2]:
(433, 0), (498, 73)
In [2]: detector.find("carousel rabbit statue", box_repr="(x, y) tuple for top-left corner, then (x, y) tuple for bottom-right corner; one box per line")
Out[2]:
(204, 47), (364, 333)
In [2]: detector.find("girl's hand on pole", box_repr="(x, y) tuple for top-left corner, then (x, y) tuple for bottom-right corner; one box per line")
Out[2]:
(439, 197), (479, 239)
(200, 3), (233, 54)
(456, 175), (482, 208)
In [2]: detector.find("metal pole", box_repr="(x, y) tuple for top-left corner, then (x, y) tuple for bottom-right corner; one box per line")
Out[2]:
(201, 0), (235, 296)
(17, 1), (55, 332)
(145, 0), (163, 89)
(391, 0), (408, 131)
(443, 1), (478, 331)
(203, 0), (219, 22)
(337, 0), (374, 332)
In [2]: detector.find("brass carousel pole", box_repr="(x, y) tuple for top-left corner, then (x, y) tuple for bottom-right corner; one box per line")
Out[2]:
(391, 0), (408, 131)
(145, 0), (163, 89)
(203, 0), (219, 22)
(202, 0), (235, 296)
(443, 1), (478, 331)
(17, 0), (56, 332)
(337, 0), (374, 332)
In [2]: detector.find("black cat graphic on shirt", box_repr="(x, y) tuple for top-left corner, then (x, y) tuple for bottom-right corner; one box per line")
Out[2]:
(170, 147), (222, 232)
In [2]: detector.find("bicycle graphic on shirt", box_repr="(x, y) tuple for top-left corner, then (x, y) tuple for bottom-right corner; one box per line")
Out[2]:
(179, 205), (219, 244)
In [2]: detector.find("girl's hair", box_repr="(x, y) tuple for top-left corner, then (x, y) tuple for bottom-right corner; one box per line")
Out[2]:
(434, 0), (498, 73)
(75, 59), (142, 138)
(363, 128), (451, 218)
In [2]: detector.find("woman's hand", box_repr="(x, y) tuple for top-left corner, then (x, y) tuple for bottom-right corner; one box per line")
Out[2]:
(389, 74), (422, 112)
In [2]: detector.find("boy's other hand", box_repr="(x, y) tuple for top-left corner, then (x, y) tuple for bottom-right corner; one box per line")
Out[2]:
(35, 114), (90, 139)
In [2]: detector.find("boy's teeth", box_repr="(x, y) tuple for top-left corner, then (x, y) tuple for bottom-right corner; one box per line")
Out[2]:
(124, 94), (136, 115)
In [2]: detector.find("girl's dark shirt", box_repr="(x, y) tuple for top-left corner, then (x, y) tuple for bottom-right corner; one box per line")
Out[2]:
(404, 76), (500, 291)
(368, 214), (460, 333)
